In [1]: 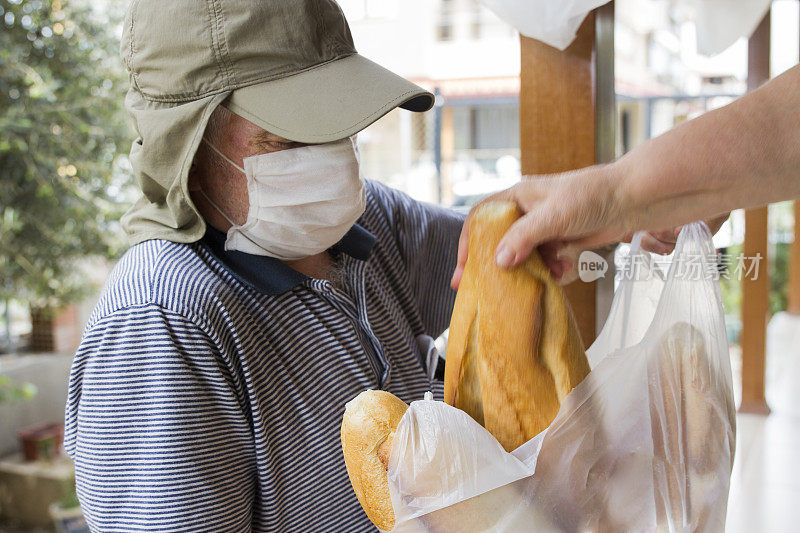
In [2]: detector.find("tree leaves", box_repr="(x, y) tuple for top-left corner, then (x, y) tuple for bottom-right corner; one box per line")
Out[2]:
(0, 0), (133, 311)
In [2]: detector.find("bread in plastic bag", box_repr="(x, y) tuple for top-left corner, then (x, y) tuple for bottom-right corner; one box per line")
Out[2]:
(387, 222), (736, 532)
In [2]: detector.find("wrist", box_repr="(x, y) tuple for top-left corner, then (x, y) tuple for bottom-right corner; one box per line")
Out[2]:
(568, 163), (630, 233)
(602, 159), (637, 233)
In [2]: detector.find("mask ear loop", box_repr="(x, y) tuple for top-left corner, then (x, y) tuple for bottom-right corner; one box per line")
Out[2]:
(198, 189), (238, 228)
(201, 137), (246, 173)
(196, 138), (270, 251)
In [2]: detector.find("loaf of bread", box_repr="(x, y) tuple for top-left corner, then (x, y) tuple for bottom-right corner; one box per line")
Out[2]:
(341, 389), (408, 531)
(444, 201), (591, 451)
(649, 322), (736, 530)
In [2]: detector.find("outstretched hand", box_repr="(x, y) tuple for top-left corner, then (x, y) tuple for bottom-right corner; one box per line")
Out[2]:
(450, 166), (624, 289)
(450, 166), (728, 289)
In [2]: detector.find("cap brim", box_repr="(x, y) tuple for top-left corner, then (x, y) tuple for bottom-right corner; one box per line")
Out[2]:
(224, 54), (433, 144)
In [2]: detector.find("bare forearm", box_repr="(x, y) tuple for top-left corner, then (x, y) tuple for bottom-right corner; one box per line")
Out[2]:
(613, 64), (800, 233)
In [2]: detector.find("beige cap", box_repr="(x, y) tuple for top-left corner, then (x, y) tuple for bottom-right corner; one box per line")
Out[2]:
(120, 0), (432, 244)
(224, 54), (432, 143)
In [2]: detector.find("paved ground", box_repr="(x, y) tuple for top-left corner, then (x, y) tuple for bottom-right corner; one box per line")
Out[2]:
(727, 312), (800, 533)
(0, 522), (51, 533)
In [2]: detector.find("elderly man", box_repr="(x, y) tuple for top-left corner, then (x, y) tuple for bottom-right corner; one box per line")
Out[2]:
(64, 1), (462, 531)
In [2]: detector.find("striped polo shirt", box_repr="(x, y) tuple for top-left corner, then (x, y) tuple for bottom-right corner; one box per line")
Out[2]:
(64, 179), (465, 532)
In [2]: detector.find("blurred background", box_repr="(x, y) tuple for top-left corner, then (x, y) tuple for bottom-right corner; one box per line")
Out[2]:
(0, 0), (798, 530)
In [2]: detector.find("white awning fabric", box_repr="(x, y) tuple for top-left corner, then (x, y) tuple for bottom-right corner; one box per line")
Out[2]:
(477, 0), (773, 55)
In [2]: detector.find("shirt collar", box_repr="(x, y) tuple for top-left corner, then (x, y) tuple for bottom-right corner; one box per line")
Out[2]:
(199, 223), (377, 296)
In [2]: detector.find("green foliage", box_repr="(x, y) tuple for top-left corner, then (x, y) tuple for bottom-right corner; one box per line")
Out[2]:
(719, 243), (742, 315)
(0, 374), (37, 403)
(57, 486), (81, 509)
(57, 469), (80, 509)
(719, 239), (791, 336)
(0, 0), (132, 312)
(770, 242), (789, 315)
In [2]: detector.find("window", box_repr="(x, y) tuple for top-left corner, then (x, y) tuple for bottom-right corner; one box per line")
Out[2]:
(438, 0), (455, 41)
(474, 105), (519, 150)
(470, 3), (482, 39)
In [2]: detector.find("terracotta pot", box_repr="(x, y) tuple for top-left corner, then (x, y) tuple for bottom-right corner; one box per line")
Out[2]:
(17, 422), (65, 461)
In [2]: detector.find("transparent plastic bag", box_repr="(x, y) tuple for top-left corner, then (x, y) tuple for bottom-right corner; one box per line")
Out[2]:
(387, 223), (736, 532)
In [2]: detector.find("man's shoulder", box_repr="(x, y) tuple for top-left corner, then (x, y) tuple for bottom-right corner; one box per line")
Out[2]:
(87, 238), (220, 328)
(362, 178), (466, 234)
(362, 178), (418, 230)
(364, 178), (407, 212)
(363, 178), (466, 220)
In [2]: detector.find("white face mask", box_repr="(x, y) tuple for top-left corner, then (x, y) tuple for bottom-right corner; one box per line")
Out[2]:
(199, 136), (366, 261)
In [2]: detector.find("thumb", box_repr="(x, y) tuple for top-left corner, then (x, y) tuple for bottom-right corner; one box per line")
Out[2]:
(450, 213), (472, 290)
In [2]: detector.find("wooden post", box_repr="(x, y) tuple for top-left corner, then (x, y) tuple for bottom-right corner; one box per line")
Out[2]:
(519, 14), (598, 346)
(789, 200), (800, 314)
(739, 12), (771, 415)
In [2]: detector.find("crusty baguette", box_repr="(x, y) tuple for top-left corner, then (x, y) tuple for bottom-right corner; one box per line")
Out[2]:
(444, 201), (591, 451)
(341, 389), (408, 531)
(650, 322), (736, 530)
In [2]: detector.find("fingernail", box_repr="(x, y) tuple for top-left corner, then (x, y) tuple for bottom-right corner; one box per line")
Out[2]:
(495, 246), (515, 268)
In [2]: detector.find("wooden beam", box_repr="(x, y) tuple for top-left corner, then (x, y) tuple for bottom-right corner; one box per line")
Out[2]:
(739, 11), (771, 415)
(520, 14), (597, 346)
(741, 207), (770, 414)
